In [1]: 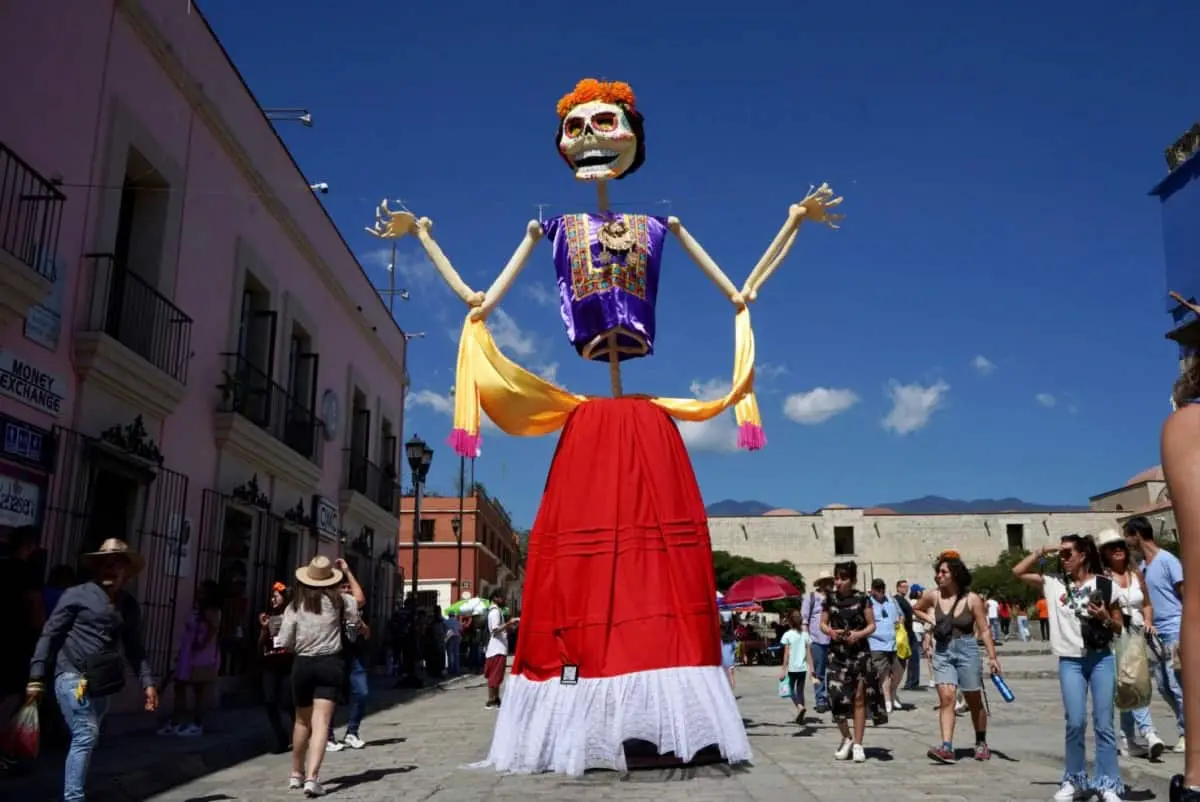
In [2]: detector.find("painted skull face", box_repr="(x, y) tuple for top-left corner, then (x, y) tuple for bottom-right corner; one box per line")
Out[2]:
(558, 101), (638, 182)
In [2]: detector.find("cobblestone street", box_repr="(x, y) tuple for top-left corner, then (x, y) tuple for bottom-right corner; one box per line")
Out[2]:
(143, 660), (1181, 802)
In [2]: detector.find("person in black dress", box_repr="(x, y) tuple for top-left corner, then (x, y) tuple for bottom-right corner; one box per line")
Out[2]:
(258, 583), (295, 752)
(820, 560), (883, 764)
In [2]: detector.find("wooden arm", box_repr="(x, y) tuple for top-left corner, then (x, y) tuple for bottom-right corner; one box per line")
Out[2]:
(741, 207), (805, 301)
(413, 218), (484, 307)
(471, 220), (545, 322)
(666, 217), (743, 304)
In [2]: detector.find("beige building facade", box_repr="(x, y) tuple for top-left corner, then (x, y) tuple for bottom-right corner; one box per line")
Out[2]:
(708, 497), (1131, 589)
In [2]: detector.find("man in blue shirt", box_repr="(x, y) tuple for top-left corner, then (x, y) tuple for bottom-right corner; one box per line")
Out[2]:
(867, 578), (902, 713)
(1125, 516), (1186, 750)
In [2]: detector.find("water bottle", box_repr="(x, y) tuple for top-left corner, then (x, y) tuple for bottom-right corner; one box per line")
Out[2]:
(991, 673), (1015, 703)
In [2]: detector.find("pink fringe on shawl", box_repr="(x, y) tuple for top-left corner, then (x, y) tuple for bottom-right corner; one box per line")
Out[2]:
(737, 422), (766, 451)
(448, 428), (482, 458)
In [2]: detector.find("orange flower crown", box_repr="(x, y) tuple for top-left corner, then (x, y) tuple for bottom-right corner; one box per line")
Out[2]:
(556, 78), (637, 119)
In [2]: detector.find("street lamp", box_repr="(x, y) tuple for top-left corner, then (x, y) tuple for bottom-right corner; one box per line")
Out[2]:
(451, 517), (463, 598)
(406, 434), (434, 599)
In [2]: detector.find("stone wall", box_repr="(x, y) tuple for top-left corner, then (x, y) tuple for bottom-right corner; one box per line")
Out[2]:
(708, 508), (1124, 588)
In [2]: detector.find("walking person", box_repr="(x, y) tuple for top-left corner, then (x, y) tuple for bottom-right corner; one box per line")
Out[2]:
(801, 569), (834, 712)
(898, 581), (922, 691)
(259, 583), (295, 753)
(984, 594), (1001, 643)
(719, 611), (737, 690)
(914, 552), (1000, 763)
(820, 561), (880, 763)
(867, 578), (903, 714)
(25, 539), (159, 802)
(1037, 596), (1050, 641)
(1014, 537), (1125, 802)
(1161, 365), (1200, 800)
(1097, 528), (1166, 759)
(998, 599), (1011, 640)
(1014, 601), (1031, 643)
(1123, 516), (1186, 753)
(326, 563), (368, 752)
(484, 590), (517, 709)
(778, 609), (812, 724)
(445, 613), (463, 675)
(159, 580), (222, 737)
(278, 556), (360, 797)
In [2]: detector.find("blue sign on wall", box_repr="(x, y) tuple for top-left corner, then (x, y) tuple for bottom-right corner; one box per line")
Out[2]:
(0, 414), (54, 470)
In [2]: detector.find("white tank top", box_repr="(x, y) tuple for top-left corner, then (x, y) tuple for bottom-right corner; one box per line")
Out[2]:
(1111, 571), (1145, 629)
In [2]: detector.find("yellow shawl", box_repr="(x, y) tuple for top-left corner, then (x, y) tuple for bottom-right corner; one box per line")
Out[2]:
(448, 307), (764, 456)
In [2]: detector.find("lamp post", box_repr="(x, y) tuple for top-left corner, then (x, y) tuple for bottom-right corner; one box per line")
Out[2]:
(406, 434), (434, 599)
(452, 516), (463, 600)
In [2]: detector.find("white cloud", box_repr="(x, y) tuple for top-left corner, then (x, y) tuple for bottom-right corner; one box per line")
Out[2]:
(525, 283), (557, 307)
(676, 378), (739, 453)
(757, 363), (788, 383)
(882, 380), (949, 435)
(490, 309), (538, 358)
(406, 388), (498, 430)
(362, 247), (435, 286)
(536, 362), (559, 383)
(1036, 393), (1057, 408)
(971, 355), (996, 376)
(782, 387), (859, 425)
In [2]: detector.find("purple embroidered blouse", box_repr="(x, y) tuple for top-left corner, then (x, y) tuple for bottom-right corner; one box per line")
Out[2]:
(542, 212), (669, 361)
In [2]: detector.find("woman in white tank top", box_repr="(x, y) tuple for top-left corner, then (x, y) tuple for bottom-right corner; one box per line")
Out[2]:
(1098, 529), (1164, 760)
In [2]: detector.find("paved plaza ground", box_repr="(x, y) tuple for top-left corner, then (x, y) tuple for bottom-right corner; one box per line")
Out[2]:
(134, 655), (1181, 802)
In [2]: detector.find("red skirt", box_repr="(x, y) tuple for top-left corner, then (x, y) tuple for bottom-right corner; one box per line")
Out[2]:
(512, 397), (722, 682)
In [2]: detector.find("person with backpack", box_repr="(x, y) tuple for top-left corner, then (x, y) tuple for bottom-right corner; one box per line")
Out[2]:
(1014, 536), (1125, 802)
(801, 570), (834, 712)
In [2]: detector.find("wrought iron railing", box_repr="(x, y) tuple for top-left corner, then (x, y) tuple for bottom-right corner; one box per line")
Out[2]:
(0, 142), (64, 281)
(82, 254), (193, 384)
(218, 352), (323, 463)
(342, 449), (398, 513)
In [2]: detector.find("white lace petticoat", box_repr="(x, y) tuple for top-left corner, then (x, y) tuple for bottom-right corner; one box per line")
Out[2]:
(469, 665), (752, 776)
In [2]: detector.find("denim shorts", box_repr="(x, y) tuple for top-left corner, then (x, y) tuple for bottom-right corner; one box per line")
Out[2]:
(721, 642), (736, 669)
(931, 637), (982, 691)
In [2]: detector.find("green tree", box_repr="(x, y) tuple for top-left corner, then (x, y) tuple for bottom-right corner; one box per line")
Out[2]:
(965, 549), (1042, 605)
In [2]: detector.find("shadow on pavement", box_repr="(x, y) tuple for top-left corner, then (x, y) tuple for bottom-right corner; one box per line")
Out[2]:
(326, 764), (417, 791)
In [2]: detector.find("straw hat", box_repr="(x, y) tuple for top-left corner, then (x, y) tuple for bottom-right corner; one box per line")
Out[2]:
(295, 555), (343, 588)
(814, 569), (834, 586)
(1096, 529), (1125, 549)
(82, 538), (145, 576)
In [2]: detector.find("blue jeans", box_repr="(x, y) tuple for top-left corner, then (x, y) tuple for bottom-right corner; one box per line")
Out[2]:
(1120, 704), (1156, 742)
(446, 636), (461, 675)
(55, 672), (111, 802)
(329, 657), (369, 739)
(1059, 652), (1123, 794)
(989, 618), (1001, 642)
(810, 641), (829, 707)
(1154, 631), (1185, 736)
(905, 637), (921, 688)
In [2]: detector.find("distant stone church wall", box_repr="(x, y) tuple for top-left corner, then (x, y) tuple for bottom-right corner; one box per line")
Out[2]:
(707, 507), (1124, 588)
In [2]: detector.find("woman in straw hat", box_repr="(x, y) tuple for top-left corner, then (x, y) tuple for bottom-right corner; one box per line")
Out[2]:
(277, 556), (360, 798)
(25, 539), (159, 802)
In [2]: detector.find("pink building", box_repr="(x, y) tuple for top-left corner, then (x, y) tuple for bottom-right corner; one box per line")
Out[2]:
(0, 0), (407, 695)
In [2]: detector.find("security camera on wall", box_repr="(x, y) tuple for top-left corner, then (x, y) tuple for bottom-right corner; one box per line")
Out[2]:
(309, 182), (330, 194)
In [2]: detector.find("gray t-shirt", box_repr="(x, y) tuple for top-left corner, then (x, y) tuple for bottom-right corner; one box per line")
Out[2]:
(279, 593), (359, 657)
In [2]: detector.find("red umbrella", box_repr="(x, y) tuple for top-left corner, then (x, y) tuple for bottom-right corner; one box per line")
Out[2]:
(722, 574), (803, 605)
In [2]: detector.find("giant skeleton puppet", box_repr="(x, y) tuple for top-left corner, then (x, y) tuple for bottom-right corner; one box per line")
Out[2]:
(369, 79), (842, 775)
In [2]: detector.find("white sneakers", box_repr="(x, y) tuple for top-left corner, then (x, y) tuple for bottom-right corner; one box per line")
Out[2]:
(833, 739), (866, 762)
(1053, 782), (1077, 802)
(342, 733), (366, 749)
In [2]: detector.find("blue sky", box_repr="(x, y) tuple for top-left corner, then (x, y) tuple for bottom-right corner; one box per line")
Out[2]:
(201, 0), (1198, 528)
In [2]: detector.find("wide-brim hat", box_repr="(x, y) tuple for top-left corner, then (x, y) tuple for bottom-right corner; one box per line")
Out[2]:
(814, 569), (835, 585)
(82, 538), (145, 576)
(295, 555), (343, 588)
(1096, 528), (1125, 549)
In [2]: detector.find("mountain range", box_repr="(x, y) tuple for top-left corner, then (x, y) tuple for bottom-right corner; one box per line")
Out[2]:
(704, 496), (1088, 516)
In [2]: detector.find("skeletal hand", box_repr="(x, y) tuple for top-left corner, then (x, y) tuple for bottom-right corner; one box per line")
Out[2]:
(365, 198), (418, 239)
(790, 183), (845, 229)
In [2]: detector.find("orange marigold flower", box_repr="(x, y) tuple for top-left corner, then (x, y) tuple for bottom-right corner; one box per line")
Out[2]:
(556, 78), (637, 118)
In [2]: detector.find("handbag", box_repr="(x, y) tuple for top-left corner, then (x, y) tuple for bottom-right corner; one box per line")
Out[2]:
(778, 677), (791, 698)
(895, 623), (911, 660)
(81, 649), (126, 698)
(1114, 628), (1152, 711)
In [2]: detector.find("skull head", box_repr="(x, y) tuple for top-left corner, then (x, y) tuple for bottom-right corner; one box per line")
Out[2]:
(557, 100), (645, 182)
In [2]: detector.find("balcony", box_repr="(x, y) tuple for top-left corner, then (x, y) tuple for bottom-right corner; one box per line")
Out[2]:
(213, 352), (323, 490)
(0, 142), (64, 328)
(74, 254), (192, 420)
